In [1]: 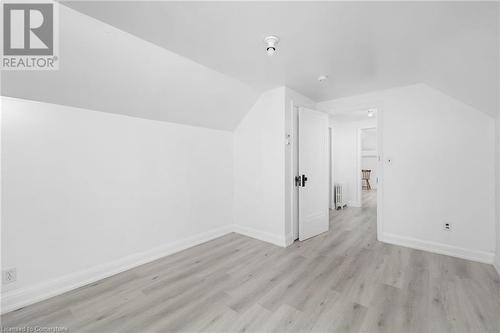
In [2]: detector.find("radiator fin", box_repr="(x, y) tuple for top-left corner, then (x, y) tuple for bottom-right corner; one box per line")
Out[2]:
(334, 183), (347, 210)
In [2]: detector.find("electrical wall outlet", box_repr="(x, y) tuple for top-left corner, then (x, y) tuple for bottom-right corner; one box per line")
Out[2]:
(444, 222), (452, 231)
(2, 268), (17, 284)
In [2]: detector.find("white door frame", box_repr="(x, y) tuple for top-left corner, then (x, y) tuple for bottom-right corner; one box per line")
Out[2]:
(376, 108), (384, 241)
(329, 127), (335, 209)
(291, 103), (299, 241)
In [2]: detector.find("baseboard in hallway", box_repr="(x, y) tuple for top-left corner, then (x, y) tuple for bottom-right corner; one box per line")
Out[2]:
(232, 224), (287, 248)
(381, 232), (495, 264)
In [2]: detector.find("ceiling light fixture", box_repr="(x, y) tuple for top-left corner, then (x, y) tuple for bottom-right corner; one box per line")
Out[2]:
(264, 36), (280, 56)
(318, 75), (328, 82)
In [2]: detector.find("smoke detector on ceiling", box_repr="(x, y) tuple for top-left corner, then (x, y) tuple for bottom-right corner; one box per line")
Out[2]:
(264, 36), (280, 56)
(318, 75), (328, 82)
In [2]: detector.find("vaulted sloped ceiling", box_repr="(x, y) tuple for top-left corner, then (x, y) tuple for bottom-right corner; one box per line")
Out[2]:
(0, 4), (258, 130)
(2, 1), (499, 130)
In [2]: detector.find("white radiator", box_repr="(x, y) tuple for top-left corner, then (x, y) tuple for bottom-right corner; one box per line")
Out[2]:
(334, 183), (347, 210)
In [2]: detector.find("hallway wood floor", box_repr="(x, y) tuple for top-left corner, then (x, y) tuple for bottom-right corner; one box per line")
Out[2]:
(2, 190), (500, 332)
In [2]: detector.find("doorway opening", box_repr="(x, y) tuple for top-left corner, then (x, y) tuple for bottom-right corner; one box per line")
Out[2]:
(290, 105), (382, 244)
(359, 127), (378, 209)
(328, 107), (382, 239)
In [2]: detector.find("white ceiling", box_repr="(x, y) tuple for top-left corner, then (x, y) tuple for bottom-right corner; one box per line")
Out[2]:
(2, 1), (498, 131)
(62, 1), (499, 116)
(1, 4), (258, 130)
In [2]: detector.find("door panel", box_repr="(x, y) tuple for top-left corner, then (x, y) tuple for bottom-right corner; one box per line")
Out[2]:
(298, 107), (329, 241)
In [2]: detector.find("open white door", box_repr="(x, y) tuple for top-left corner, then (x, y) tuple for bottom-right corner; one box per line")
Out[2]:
(298, 107), (329, 241)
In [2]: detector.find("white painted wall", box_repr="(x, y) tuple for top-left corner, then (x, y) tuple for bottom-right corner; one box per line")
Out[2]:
(319, 84), (496, 263)
(1, 97), (233, 312)
(331, 118), (377, 207)
(233, 87), (288, 246)
(496, 114), (500, 272)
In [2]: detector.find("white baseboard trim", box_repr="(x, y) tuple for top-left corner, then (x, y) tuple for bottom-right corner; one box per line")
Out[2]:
(232, 224), (287, 247)
(1, 225), (233, 314)
(285, 233), (295, 247)
(381, 232), (494, 264)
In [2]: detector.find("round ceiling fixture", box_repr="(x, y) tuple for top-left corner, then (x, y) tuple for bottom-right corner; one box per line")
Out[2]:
(318, 75), (328, 82)
(264, 36), (280, 56)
